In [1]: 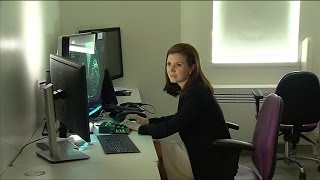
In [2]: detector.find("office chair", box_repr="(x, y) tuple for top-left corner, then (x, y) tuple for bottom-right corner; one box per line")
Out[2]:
(252, 71), (320, 180)
(213, 93), (283, 180)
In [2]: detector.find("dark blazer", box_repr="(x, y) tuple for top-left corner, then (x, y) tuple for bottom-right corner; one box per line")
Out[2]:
(139, 83), (232, 179)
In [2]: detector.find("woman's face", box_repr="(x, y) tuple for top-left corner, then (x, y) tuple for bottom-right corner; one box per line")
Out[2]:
(166, 53), (194, 89)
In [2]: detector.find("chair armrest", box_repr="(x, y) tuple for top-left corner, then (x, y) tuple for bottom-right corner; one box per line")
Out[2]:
(252, 89), (263, 100)
(212, 139), (255, 151)
(251, 89), (264, 116)
(226, 121), (239, 130)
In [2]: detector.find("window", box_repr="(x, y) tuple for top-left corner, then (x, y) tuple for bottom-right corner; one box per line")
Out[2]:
(212, 1), (300, 64)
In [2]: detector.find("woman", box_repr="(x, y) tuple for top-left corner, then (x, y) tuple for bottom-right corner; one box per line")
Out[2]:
(123, 43), (234, 179)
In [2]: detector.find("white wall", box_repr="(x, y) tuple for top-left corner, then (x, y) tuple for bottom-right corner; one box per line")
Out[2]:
(59, 1), (320, 143)
(0, 1), (60, 175)
(299, 1), (320, 76)
(59, 1), (182, 117)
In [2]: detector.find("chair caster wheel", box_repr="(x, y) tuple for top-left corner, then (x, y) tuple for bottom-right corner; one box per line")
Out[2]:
(299, 172), (306, 180)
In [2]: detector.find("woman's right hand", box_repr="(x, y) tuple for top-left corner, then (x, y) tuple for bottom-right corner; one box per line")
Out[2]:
(124, 114), (149, 125)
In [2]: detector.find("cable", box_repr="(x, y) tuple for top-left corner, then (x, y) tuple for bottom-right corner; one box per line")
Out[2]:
(42, 121), (48, 136)
(42, 120), (62, 135)
(91, 109), (105, 122)
(13, 120), (66, 165)
(11, 136), (48, 166)
(140, 104), (156, 114)
(123, 102), (156, 114)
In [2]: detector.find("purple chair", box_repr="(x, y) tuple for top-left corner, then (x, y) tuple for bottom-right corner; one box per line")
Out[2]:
(213, 93), (283, 180)
(253, 71), (320, 180)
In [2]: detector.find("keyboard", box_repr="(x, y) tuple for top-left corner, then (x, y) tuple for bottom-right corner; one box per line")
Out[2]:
(99, 121), (131, 134)
(97, 134), (140, 154)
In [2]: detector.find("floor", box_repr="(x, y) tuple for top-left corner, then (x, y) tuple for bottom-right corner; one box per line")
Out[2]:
(239, 153), (320, 180)
(159, 143), (320, 180)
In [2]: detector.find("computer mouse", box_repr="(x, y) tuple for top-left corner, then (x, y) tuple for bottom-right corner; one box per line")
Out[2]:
(128, 118), (137, 123)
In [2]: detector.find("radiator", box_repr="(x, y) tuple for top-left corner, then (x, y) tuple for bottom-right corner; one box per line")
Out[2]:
(215, 93), (264, 104)
(213, 85), (275, 142)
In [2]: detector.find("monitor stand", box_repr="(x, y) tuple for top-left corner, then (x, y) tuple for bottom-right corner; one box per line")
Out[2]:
(36, 84), (89, 163)
(36, 147), (89, 163)
(36, 141), (79, 151)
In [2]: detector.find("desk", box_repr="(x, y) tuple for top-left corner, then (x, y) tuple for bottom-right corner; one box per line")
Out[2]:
(117, 88), (141, 103)
(2, 162), (160, 180)
(1, 88), (160, 179)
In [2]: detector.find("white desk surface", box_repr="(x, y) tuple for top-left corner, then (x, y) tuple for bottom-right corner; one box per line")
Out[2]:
(2, 88), (160, 179)
(117, 88), (142, 104)
(2, 161), (160, 179)
(12, 127), (158, 166)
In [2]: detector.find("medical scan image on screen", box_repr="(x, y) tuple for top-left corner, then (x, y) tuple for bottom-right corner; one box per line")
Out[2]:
(69, 42), (104, 104)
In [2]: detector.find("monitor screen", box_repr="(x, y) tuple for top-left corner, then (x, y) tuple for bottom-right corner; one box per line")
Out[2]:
(58, 32), (105, 117)
(50, 54), (91, 142)
(69, 32), (106, 116)
(79, 27), (124, 80)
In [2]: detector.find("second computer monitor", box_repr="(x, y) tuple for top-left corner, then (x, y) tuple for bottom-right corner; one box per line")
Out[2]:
(79, 27), (124, 80)
(57, 32), (106, 117)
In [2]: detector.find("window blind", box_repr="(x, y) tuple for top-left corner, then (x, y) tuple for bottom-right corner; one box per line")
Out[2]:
(212, 1), (300, 64)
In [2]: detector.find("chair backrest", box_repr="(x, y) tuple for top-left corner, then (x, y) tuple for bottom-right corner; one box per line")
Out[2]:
(251, 93), (283, 180)
(275, 71), (320, 125)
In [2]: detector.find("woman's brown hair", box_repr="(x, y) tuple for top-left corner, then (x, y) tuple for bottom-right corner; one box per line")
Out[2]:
(163, 43), (213, 97)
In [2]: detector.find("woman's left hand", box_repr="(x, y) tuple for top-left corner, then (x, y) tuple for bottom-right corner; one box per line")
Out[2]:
(122, 120), (141, 131)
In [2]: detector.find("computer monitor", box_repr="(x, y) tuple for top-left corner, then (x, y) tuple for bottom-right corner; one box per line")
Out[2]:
(79, 27), (124, 80)
(50, 54), (91, 142)
(65, 32), (106, 116)
(36, 54), (90, 163)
